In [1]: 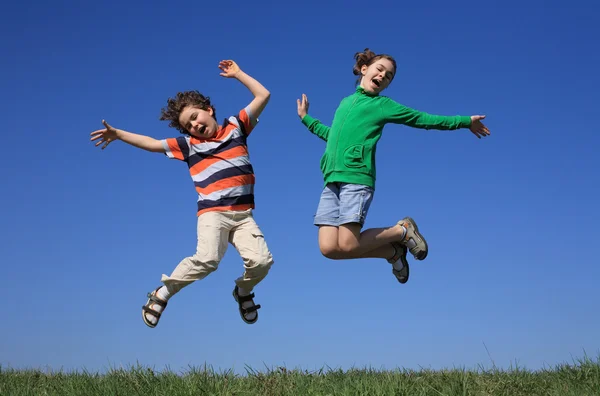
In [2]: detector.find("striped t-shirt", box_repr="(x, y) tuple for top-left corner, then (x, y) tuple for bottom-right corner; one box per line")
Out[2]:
(161, 106), (258, 216)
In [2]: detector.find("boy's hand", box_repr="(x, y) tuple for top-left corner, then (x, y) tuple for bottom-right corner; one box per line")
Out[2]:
(90, 120), (120, 150)
(469, 115), (490, 139)
(219, 60), (241, 78)
(297, 94), (309, 119)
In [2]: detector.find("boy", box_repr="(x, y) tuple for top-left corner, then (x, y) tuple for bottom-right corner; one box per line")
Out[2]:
(90, 60), (274, 326)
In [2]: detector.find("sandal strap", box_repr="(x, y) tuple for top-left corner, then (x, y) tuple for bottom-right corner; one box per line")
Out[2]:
(388, 242), (404, 263)
(241, 304), (261, 314)
(237, 292), (255, 303)
(147, 294), (167, 307)
(142, 305), (162, 318)
(143, 290), (167, 319)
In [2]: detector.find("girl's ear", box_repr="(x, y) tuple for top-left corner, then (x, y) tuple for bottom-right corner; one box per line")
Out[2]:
(361, 64), (368, 76)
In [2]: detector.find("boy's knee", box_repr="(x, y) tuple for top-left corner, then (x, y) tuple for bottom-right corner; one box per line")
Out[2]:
(259, 250), (275, 269)
(190, 254), (220, 273)
(246, 252), (274, 276)
(245, 243), (273, 266)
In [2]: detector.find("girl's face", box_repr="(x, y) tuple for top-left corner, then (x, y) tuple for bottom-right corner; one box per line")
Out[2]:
(178, 106), (219, 138)
(360, 58), (395, 94)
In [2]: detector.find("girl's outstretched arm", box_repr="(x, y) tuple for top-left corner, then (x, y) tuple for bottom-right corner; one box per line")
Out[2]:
(297, 93), (330, 142)
(382, 98), (490, 138)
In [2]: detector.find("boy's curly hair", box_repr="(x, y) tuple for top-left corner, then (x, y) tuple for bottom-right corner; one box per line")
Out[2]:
(352, 48), (397, 85)
(159, 90), (217, 135)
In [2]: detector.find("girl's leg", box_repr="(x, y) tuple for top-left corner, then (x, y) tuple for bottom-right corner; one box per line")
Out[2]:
(314, 183), (424, 262)
(339, 222), (404, 256)
(318, 224), (400, 260)
(319, 224), (409, 283)
(317, 183), (406, 260)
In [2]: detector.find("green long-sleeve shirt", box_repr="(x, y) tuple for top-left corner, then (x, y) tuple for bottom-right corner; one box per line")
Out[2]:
(301, 86), (472, 189)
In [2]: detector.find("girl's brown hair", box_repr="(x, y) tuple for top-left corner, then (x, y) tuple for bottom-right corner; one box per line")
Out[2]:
(352, 48), (397, 85)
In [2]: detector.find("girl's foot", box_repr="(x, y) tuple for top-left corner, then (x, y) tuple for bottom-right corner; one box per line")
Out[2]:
(388, 242), (409, 284)
(398, 217), (428, 260)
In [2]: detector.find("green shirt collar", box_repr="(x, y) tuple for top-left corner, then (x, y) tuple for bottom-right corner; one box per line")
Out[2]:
(356, 85), (379, 97)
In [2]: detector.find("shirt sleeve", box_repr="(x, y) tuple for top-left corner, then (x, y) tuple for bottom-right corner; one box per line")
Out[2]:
(301, 114), (330, 142)
(235, 106), (259, 136)
(161, 135), (191, 161)
(382, 97), (472, 130)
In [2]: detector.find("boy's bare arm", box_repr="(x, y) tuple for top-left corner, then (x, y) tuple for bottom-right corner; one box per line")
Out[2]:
(91, 120), (165, 152)
(219, 60), (270, 119)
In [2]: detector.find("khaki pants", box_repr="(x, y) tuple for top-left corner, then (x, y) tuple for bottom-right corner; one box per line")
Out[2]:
(161, 209), (274, 294)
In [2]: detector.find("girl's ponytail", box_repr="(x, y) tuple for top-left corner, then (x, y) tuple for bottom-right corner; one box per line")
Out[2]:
(352, 48), (377, 77)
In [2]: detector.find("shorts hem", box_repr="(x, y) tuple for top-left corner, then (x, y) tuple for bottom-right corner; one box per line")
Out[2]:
(313, 216), (340, 227)
(313, 216), (366, 227)
(338, 215), (365, 226)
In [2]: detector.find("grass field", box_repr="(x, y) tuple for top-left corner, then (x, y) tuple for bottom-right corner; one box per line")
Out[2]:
(1, 356), (599, 396)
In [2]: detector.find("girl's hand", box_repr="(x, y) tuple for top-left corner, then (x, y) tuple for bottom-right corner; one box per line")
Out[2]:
(90, 120), (120, 150)
(218, 60), (241, 78)
(470, 115), (490, 139)
(297, 93), (309, 119)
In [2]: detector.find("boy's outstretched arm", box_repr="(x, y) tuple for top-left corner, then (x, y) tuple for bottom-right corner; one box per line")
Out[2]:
(383, 98), (490, 139)
(90, 120), (166, 152)
(297, 93), (330, 142)
(219, 60), (270, 119)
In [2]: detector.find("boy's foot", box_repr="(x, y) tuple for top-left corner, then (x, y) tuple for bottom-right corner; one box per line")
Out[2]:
(232, 286), (261, 324)
(388, 242), (409, 284)
(142, 287), (168, 328)
(398, 217), (428, 260)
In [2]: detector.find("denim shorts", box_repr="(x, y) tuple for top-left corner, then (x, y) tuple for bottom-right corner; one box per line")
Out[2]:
(313, 183), (374, 227)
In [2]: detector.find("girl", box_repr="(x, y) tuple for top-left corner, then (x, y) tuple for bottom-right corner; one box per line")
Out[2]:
(296, 48), (490, 284)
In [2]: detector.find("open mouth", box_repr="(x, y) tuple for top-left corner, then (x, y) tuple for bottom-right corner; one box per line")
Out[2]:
(198, 125), (207, 134)
(372, 79), (381, 88)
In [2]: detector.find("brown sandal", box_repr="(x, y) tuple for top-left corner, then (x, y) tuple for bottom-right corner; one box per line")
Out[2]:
(142, 287), (168, 328)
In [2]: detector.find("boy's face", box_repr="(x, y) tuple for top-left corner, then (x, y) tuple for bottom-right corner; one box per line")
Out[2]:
(360, 58), (395, 94)
(179, 106), (218, 138)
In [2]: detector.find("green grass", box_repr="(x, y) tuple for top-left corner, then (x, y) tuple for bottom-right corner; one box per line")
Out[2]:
(1, 356), (599, 396)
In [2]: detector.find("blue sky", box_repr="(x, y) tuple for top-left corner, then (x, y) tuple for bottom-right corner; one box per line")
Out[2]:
(1, 0), (599, 374)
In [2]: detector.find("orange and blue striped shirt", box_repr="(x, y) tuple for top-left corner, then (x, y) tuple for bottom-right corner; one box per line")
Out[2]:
(161, 106), (258, 216)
